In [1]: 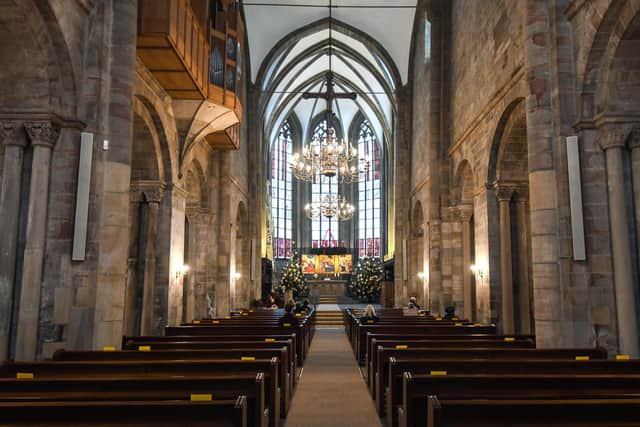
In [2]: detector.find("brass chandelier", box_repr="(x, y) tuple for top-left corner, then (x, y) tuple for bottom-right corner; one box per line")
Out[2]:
(290, 127), (369, 184)
(304, 191), (355, 221)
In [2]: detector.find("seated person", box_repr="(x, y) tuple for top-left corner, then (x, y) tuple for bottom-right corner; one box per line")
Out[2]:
(408, 296), (421, 310)
(360, 304), (379, 324)
(295, 299), (311, 314)
(278, 303), (300, 327)
(444, 305), (457, 321)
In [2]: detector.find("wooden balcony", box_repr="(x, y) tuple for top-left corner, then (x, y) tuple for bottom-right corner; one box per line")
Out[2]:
(204, 123), (240, 150)
(137, 0), (244, 126)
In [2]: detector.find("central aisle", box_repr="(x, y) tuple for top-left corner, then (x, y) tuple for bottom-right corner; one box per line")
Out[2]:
(284, 328), (383, 427)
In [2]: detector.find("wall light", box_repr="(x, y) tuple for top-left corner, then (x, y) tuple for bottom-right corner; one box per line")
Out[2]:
(232, 272), (242, 280)
(470, 263), (485, 279)
(417, 272), (425, 279)
(176, 264), (190, 279)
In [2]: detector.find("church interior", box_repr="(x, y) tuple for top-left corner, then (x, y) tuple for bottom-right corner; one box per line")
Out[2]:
(1, 0), (640, 425)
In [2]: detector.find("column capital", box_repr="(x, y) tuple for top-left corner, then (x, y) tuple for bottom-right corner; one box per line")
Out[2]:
(598, 123), (634, 151)
(494, 183), (515, 202)
(186, 207), (211, 224)
(131, 181), (165, 203)
(458, 205), (474, 222)
(0, 121), (24, 147)
(24, 121), (60, 148)
(513, 186), (530, 202)
(628, 126), (640, 151)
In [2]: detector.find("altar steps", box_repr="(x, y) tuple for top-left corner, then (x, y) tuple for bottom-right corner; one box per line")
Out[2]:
(318, 296), (338, 304)
(316, 311), (344, 326)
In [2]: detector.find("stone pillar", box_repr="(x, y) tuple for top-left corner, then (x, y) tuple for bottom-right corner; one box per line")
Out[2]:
(514, 189), (532, 334)
(140, 188), (163, 336)
(0, 121), (25, 359)
(496, 185), (515, 335)
(15, 121), (60, 360)
(459, 205), (473, 321)
(523, 0), (564, 347)
(601, 128), (639, 357)
(629, 127), (640, 280)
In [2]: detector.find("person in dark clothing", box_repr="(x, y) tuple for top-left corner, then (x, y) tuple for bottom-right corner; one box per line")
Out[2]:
(444, 306), (457, 320)
(360, 304), (379, 324)
(295, 300), (310, 314)
(408, 296), (421, 310)
(279, 303), (300, 327)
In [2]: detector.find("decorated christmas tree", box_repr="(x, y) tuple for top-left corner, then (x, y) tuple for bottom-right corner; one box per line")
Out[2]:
(275, 250), (308, 299)
(354, 256), (383, 301)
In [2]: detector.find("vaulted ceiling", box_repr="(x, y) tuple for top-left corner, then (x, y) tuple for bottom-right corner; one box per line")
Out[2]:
(243, 0), (417, 146)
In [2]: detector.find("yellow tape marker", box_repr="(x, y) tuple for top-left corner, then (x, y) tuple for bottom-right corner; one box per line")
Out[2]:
(242, 312), (249, 316)
(617, 354), (631, 361)
(395, 345), (408, 350)
(295, 313), (302, 317)
(265, 338), (276, 343)
(103, 346), (116, 352)
(418, 313), (426, 317)
(283, 323), (291, 327)
(452, 317), (459, 321)
(190, 394), (212, 402)
(241, 357), (256, 361)
(504, 337), (515, 342)
(212, 320), (220, 324)
(138, 346), (151, 352)
(575, 356), (590, 361)
(16, 372), (34, 380)
(474, 323), (481, 326)
(367, 320), (374, 323)
(249, 310), (254, 313)
(430, 371), (447, 376)
(193, 320), (201, 324)
(224, 316), (231, 319)
(455, 322), (463, 326)
(435, 317), (442, 321)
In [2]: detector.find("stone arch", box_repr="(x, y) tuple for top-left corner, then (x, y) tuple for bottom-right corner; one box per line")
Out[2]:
(487, 99), (533, 335)
(580, 0), (640, 120)
(184, 159), (209, 210)
(0, 0), (77, 116)
(134, 95), (176, 184)
(454, 160), (475, 206)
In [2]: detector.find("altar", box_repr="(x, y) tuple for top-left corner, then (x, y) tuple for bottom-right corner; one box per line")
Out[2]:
(307, 279), (347, 297)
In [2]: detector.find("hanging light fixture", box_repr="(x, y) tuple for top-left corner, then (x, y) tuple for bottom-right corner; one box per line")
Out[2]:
(290, 0), (369, 185)
(304, 192), (355, 221)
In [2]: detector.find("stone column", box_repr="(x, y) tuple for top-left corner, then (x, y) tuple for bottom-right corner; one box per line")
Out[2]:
(523, 0), (564, 347)
(140, 187), (163, 336)
(496, 185), (515, 335)
(601, 127), (639, 357)
(0, 121), (25, 359)
(15, 121), (60, 360)
(459, 205), (473, 321)
(514, 189), (532, 334)
(629, 127), (640, 279)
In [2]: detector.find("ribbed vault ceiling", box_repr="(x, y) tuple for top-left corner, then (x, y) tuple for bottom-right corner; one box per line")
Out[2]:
(244, 0), (417, 146)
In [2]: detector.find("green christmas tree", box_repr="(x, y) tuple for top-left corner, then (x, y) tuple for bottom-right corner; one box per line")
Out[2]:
(354, 256), (383, 301)
(275, 250), (308, 298)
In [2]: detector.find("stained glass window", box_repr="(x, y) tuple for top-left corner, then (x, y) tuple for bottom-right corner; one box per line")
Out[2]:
(310, 119), (339, 248)
(271, 120), (293, 259)
(357, 120), (381, 257)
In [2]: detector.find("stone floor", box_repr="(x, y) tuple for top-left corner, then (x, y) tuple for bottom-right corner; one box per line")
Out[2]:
(283, 328), (383, 427)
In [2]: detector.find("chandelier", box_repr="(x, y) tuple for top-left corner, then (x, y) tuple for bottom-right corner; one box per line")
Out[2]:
(304, 192), (355, 221)
(290, 127), (370, 184)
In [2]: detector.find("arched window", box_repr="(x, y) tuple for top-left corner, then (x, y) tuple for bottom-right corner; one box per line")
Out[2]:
(357, 120), (381, 257)
(271, 120), (293, 259)
(311, 118), (339, 248)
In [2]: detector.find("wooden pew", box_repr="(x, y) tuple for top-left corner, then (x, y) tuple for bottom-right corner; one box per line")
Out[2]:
(0, 373), (268, 427)
(400, 373), (640, 427)
(426, 396), (640, 427)
(0, 397), (249, 427)
(386, 358), (640, 420)
(52, 348), (289, 423)
(2, 357), (281, 427)
(368, 338), (535, 393)
(165, 325), (310, 364)
(383, 347), (608, 427)
(353, 325), (497, 364)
